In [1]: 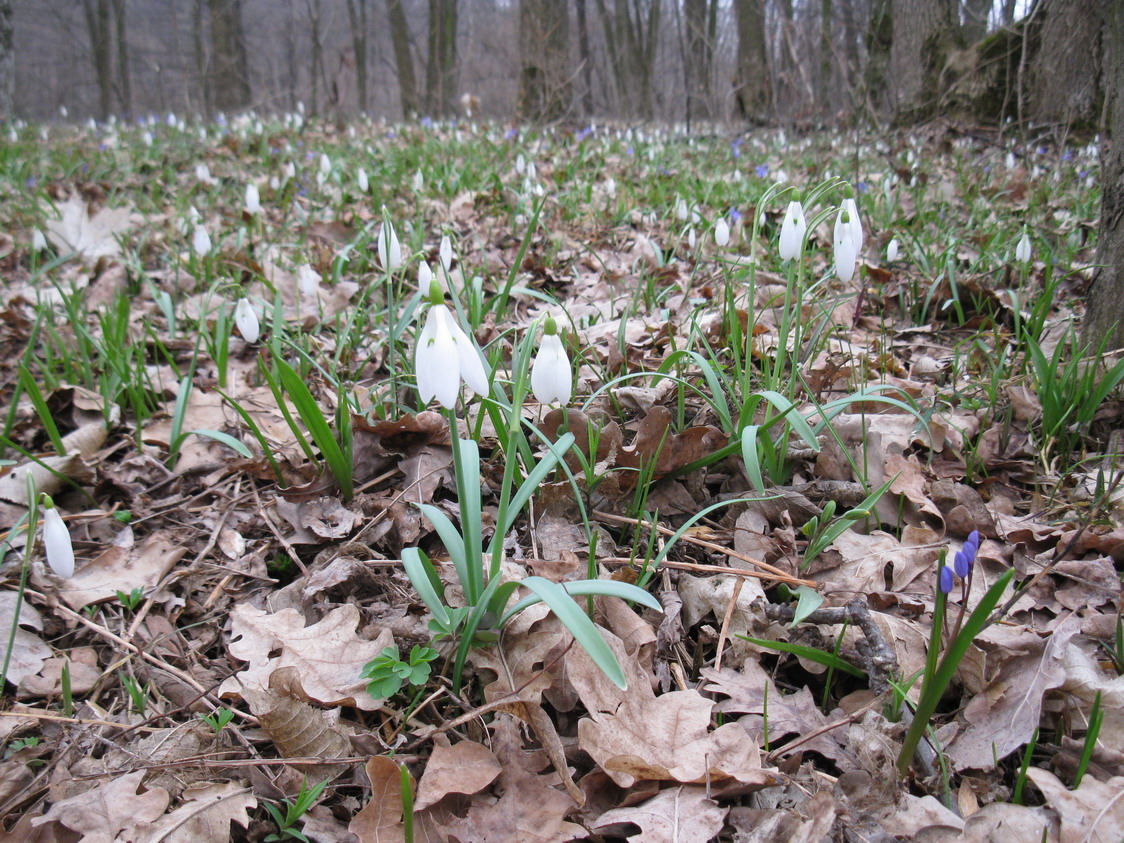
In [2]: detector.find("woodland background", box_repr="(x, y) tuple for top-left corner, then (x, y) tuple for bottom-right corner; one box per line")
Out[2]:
(0, 0), (1103, 133)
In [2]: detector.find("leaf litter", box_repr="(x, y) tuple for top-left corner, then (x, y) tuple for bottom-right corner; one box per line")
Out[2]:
(0, 118), (1120, 841)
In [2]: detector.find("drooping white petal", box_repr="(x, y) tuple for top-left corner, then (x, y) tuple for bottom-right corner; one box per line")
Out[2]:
(418, 261), (433, 292)
(439, 307), (490, 397)
(43, 507), (74, 578)
(531, 333), (572, 406)
(833, 211), (858, 283)
(244, 182), (261, 215)
(439, 234), (453, 272)
(234, 298), (260, 343)
(842, 197), (863, 253)
(416, 307), (460, 408)
(1015, 232), (1032, 263)
(779, 201), (806, 261)
(377, 223), (401, 272)
(887, 238), (899, 262)
(298, 264), (321, 295)
(192, 224), (211, 256)
(357, 167), (369, 193)
(714, 217), (730, 248)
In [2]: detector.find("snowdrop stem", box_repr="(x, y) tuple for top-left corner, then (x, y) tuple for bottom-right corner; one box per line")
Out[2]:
(2, 479), (37, 688)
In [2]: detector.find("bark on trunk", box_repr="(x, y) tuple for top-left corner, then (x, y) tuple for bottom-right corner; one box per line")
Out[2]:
(346, 0), (370, 113)
(1084, 0), (1124, 352)
(576, 0), (594, 116)
(890, 0), (959, 122)
(113, 0), (130, 117)
(84, 0), (114, 119)
(1026, 0), (1106, 128)
(517, 0), (571, 123)
(208, 0), (251, 113)
(425, 0), (458, 117)
(733, 0), (770, 124)
(684, 0), (713, 124)
(385, 0), (419, 118)
(0, 0), (13, 121)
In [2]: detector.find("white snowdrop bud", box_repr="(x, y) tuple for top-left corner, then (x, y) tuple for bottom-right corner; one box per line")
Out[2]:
(42, 501), (74, 579)
(234, 297), (260, 343)
(887, 238), (899, 262)
(357, 167), (369, 194)
(192, 224), (212, 257)
(714, 217), (730, 248)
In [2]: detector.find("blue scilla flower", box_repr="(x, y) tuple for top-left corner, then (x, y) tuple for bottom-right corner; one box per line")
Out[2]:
(953, 550), (970, 578)
(939, 565), (955, 594)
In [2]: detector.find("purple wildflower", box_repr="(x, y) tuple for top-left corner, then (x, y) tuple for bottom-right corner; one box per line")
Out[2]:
(939, 565), (955, 594)
(953, 550), (970, 578)
(755, 163), (769, 178)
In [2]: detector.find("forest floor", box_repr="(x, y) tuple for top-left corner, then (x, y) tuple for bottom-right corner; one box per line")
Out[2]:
(0, 116), (1121, 842)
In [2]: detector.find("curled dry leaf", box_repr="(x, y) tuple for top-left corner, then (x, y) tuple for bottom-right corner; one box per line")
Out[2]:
(592, 785), (727, 843)
(349, 756), (409, 843)
(219, 603), (393, 711)
(31, 769), (169, 842)
(0, 421), (107, 506)
(414, 738), (502, 811)
(0, 591), (50, 686)
(240, 666), (354, 782)
(119, 781), (256, 843)
(1026, 768), (1124, 842)
(60, 530), (186, 611)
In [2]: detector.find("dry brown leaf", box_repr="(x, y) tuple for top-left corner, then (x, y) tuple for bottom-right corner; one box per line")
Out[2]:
(348, 756), (408, 843)
(240, 667), (354, 781)
(45, 196), (132, 262)
(948, 613), (1082, 769)
(0, 421), (107, 506)
(591, 786), (727, 842)
(120, 781), (256, 842)
(220, 603), (393, 710)
(60, 531), (186, 611)
(569, 627), (782, 789)
(414, 739), (502, 811)
(727, 791), (837, 842)
(19, 647), (101, 699)
(1027, 768), (1124, 843)
(31, 770), (169, 842)
(0, 592), (50, 687)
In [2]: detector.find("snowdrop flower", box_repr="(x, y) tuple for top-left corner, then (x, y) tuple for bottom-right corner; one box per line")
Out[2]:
(377, 219), (402, 272)
(244, 183), (261, 215)
(439, 234), (454, 272)
(357, 167), (369, 194)
(531, 316), (571, 406)
(778, 199), (807, 261)
(41, 497), (74, 578)
(887, 238), (899, 262)
(282, 162), (296, 182)
(269, 175), (280, 191)
(1015, 230), (1032, 263)
(195, 163), (216, 184)
(298, 264), (321, 296)
(676, 197), (689, 221)
(418, 260), (433, 292)
(319, 153), (331, 175)
(415, 281), (489, 409)
(833, 209), (859, 283)
(604, 177), (616, 199)
(413, 169), (424, 192)
(234, 297), (259, 343)
(842, 188), (863, 253)
(192, 224), (212, 256)
(687, 228), (696, 251)
(31, 229), (47, 252)
(714, 217), (730, 248)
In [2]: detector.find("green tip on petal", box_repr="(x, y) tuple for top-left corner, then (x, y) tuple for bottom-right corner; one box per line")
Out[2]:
(841, 210), (851, 223)
(843, 184), (855, 199)
(543, 314), (558, 336)
(427, 278), (444, 305)
(40, 493), (55, 509)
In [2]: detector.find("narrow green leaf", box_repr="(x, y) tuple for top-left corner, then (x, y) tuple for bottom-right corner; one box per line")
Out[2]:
(737, 634), (867, 678)
(401, 547), (451, 627)
(189, 429), (252, 458)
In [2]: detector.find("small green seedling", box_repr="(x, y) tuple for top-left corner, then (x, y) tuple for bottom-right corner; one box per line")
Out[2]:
(361, 645), (439, 700)
(116, 588), (144, 611)
(119, 672), (151, 717)
(199, 707), (236, 733)
(263, 777), (330, 842)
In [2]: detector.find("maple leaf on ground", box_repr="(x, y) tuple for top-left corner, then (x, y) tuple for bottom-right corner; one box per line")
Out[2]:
(592, 786), (726, 842)
(219, 603), (393, 710)
(568, 626), (783, 790)
(45, 196), (132, 263)
(31, 770), (169, 842)
(1027, 768), (1124, 843)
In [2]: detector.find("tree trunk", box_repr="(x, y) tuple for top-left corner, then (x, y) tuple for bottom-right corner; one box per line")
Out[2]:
(0, 0), (13, 121)
(113, 0), (130, 117)
(385, 0), (419, 118)
(517, 0), (571, 123)
(346, 0), (370, 113)
(865, 0), (891, 117)
(594, 0), (660, 120)
(733, 0), (770, 124)
(684, 0), (712, 124)
(890, 0), (960, 122)
(84, 0), (114, 119)
(576, 0), (594, 116)
(962, 0), (991, 43)
(208, 0), (251, 113)
(306, 0), (323, 113)
(425, 0), (458, 117)
(817, 0), (832, 121)
(1026, 0), (1107, 128)
(1084, 0), (1124, 352)
(193, 0), (212, 117)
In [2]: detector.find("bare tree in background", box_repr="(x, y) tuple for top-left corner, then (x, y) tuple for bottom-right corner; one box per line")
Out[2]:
(345, 0), (371, 112)
(864, 0), (891, 118)
(817, 0), (832, 122)
(425, 0), (458, 117)
(890, 0), (959, 121)
(113, 0), (130, 116)
(595, 0), (663, 120)
(517, 0), (571, 122)
(84, 0), (114, 119)
(961, 0), (991, 43)
(1026, 0), (1107, 128)
(193, 0), (212, 116)
(576, 0), (594, 116)
(385, 0), (419, 118)
(733, 0), (769, 124)
(683, 0), (716, 124)
(209, 0), (251, 112)
(1084, 0), (1124, 351)
(0, 0), (12, 121)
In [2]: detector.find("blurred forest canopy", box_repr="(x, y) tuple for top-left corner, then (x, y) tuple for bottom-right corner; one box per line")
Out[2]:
(0, 0), (1108, 131)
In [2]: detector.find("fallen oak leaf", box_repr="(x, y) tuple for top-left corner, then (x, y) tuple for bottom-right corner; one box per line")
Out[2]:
(1026, 768), (1124, 843)
(349, 756), (409, 843)
(118, 781), (256, 843)
(592, 785), (727, 843)
(31, 769), (168, 843)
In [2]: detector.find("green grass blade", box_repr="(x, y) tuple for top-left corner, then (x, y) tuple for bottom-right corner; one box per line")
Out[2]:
(736, 634), (866, 678)
(401, 547), (452, 628)
(499, 579), (661, 626)
(188, 429), (252, 458)
(274, 356), (353, 499)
